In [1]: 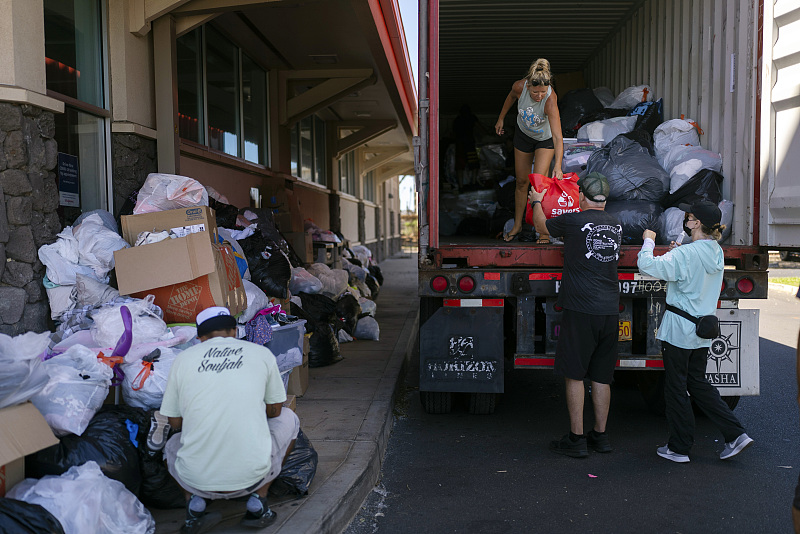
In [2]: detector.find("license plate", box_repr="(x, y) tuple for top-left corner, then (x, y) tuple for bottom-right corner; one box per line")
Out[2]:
(618, 320), (632, 341)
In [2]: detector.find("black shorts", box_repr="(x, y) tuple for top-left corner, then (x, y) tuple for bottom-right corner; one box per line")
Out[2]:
(554, 309), (619, 384)
(514, 125), (554, 153)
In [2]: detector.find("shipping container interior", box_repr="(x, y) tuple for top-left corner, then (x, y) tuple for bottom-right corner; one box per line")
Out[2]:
(432, 0), (759, 252)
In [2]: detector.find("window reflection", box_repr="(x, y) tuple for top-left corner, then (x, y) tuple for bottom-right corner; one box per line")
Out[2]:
(205, 27), (239, 158)
(177, 28), (204, 144)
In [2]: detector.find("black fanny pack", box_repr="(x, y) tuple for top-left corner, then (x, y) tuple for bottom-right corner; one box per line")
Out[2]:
(666, 304), (720, 340)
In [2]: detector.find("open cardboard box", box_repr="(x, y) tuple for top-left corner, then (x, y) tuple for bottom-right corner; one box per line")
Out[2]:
(0, 403), (59, 497)
(114, 208), (246, 323)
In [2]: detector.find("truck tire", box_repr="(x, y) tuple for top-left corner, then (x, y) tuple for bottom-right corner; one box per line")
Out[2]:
(421, 391), (452, 414)
(469, 392), (496, 415)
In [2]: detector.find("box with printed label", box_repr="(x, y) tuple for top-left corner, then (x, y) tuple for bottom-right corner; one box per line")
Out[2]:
(0, 402), (59, 497)
(120, 206), (218, 245)
(114, 232), (246, 323)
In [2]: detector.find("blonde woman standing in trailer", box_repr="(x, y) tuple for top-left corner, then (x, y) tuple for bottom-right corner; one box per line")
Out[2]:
(495, 58), (564, 242)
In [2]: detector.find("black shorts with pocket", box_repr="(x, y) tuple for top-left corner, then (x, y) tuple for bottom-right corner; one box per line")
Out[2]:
(554, 308), (619, 384)
(514, 125), (555, 153)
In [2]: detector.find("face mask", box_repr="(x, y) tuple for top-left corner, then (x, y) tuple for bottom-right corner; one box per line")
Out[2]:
(683, 214), (693, 237)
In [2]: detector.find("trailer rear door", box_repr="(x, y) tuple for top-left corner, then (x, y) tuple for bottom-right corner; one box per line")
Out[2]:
(761, 0), (800, 249)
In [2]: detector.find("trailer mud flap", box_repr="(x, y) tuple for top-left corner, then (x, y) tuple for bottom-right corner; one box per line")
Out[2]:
(419, 306), (504, 393)
(708, 308), (759, 396)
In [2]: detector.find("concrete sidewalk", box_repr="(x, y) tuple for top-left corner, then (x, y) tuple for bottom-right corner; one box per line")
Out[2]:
(153, 254), (419, 533)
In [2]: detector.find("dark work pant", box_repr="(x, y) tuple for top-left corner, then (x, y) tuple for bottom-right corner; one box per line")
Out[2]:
(662, 341), (746, 455)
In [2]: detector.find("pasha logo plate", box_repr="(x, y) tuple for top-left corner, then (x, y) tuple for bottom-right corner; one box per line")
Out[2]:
(706, 321), (741, 387)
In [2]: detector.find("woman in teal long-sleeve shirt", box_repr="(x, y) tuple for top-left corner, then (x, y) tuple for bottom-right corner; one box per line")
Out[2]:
(637, 200), (752, 464)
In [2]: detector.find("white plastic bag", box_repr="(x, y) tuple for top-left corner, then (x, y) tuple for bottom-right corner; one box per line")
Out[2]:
(0, 331), (52, 409)
(121, 347), (179, 410)
(662, 207), (687, 244)
(350, 245), (373, 267)
(654, 119), (701, 161)
(91, 296), (168, 348)
(72, 213), (129, 280)
(219, 227), (251, 281)
(338, 329), (354, 343)
(73, 273), (120, 308)
(31, 345), (113, 436)
(133, 173), (209, 214)
(359, 297), (377, 317)
(577, 116), (637, 146)
(609, 84), (653, 109)
(659, 145), (723, 193)
(593, 86), (615, 108)
(306, 263), (348, 298)
(240, 279), (269, 324)
(289, 267), (324, 295)
(38, 227), (101, 285)
(354, 316), (380, 341)
(7, 461), (156, 534)
(45, 283), (76, 320)
(719, 200), (734, 242)
(342, 258), (368, 282)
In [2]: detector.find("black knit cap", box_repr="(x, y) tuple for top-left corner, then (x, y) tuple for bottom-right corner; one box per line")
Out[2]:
(678, 200), (721, 228)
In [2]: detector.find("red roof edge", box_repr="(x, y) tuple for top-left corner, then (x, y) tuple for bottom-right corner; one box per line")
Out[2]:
(370, 0), (419, 136)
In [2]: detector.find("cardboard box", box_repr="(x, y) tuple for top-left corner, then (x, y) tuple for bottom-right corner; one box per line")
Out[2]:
(284, 232), (313, 264)
(0, 403), (59, 497)
(114, 232), (246, 323)
(283, 394), (296, 412)
(121, 206), (218, 245)
(264, 188), (304, 233)
(287, 338), (309, 397)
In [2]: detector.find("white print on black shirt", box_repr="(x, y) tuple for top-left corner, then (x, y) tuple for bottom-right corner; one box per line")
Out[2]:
(198, 346), (244, 373)
(580, 222), (622, 262)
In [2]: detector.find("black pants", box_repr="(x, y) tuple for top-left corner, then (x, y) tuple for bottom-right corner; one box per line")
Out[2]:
(662, 341), (746, 455)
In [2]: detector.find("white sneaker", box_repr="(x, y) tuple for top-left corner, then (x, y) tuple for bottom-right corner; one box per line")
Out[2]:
(657, 445), (690, 463)
(720, 433), (753, 460)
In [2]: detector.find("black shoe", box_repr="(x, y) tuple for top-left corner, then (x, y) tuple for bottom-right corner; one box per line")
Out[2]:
(587, 430), (613, 453)
(240, 508), (277, 528)
(549, 433), (589, 458)
(180, 511), (222, 534)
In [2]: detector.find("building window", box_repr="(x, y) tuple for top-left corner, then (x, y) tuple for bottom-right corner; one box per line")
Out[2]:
(364, 170), (375, 202)
(338, 151), (356, 196)
(44, 0), (104, 108)
(44, 0), (109, 226)
(176, 25), (269, 165)
(290, 116), (326, 185)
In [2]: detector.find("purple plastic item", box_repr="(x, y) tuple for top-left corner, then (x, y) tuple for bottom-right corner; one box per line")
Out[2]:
(111, 306), (133, 358)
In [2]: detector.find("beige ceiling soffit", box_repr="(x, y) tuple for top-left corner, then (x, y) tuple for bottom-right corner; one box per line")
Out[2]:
(335, 120), (396, 159)
(375, 162), (414, 184)
(176, 13), (218, 36)
(129, 0), (192, 36)
(280, 69), (376, 126)
(360, 146), (407, 175)
(173, 0), (284, 16)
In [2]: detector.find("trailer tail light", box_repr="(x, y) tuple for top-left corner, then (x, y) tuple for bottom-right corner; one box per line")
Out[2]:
(736, 277), (754, 294)
(554, 304), (563, 312)
(431, 276), (448, 292)
(619, 304), (625, 312)
(458, 275), (475, 293)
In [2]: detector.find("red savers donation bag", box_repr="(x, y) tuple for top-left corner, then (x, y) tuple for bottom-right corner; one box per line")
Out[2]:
(525, 172), (581, 224)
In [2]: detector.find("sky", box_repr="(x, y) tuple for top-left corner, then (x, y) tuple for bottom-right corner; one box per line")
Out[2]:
(397, 0), (418, 212)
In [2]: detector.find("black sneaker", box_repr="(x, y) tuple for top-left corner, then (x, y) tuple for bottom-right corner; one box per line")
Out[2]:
(549, 433), (589, 458)
(587, 430), (613, 453)
(180, 511), (222, 534)
(241, 508), (277, 528)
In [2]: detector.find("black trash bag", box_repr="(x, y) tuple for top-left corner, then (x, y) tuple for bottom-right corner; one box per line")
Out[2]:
(138, 448), (186, 509)
(660, 169), (724, 209)
(335, 294), (361, 336)
(0, 499), (65, 534)
(365, 275), (380, 300)
(575, 107), (630, 132)
(456, 217), (492, 237)
(346, 255), (362, 267)
(619, 129), (655, 155)
(250, 249), (291, 299)
(605, 200), (664, 245)
(632, 98), (664, 136)
(293, 293), (343, 368)
(587, 136), (668, 202)
(209, 197), (240, 229)
(559, 88), (604, 133)
(368, 264), (384, 286)
(269, 429), (318, 497)
(495, 176), (516, 212)
(26, 406), (143, 495)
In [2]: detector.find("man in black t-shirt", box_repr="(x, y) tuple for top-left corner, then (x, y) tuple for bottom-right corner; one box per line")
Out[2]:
(530, 172), (622, 458)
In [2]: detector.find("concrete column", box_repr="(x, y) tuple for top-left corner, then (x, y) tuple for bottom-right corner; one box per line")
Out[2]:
(153, 15), (180, 174)
(0, 0), (46, 93)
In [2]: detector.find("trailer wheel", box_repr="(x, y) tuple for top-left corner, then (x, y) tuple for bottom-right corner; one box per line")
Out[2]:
(469, 392), (496, 415)
(421, 391), (452, 414)
(636, 372), (665, 415)
(723, 396), (740, 410)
